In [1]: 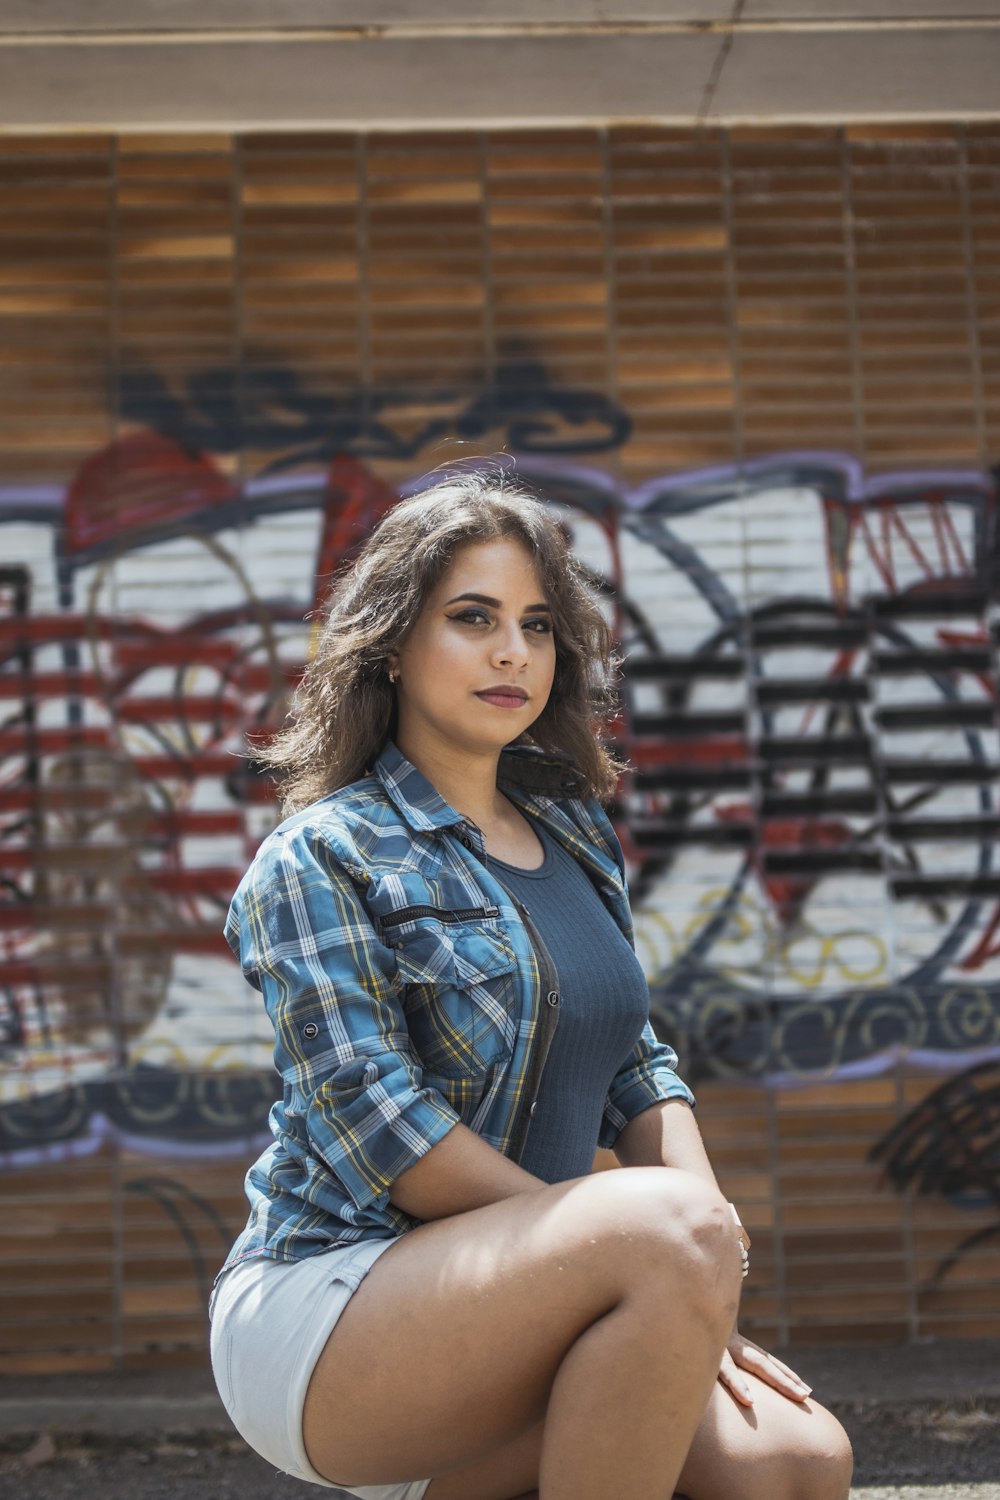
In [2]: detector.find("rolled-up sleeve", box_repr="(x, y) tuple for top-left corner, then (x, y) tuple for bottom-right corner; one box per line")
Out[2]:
(598, 1021), (696, 1149)
(227, 824), (459, 1213)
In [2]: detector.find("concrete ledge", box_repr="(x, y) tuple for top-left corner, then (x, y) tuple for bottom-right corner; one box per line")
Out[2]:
(0, 1392), (230, 1439)
(2, 1342), (998, 1439)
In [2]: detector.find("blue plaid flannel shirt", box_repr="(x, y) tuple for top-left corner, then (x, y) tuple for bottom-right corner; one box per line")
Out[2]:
(221, 740), (694, 1270)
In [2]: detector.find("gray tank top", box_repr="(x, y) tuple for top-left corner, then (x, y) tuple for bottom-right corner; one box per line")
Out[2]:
(487, 826), (650, 1183)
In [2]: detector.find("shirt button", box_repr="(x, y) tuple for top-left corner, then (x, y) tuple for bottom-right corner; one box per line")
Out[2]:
(546, 991), (560, 1007)
(302, 1022), (319, 1040)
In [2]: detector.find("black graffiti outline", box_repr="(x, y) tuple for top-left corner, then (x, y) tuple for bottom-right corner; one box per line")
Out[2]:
(120, 358), (632, 470)
(870, 1061), (1000, 1285)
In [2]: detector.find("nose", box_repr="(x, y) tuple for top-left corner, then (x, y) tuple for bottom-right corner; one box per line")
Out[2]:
(491, 620), (530, 670)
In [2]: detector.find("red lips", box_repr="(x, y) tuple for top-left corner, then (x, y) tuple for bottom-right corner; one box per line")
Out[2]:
(476, 685), (529, 707)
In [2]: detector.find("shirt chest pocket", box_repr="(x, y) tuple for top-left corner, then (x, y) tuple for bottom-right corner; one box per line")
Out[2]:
(383, 904), (520, 1078)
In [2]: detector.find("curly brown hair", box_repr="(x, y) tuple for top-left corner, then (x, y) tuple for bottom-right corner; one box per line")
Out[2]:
(260, 468), (623, 810)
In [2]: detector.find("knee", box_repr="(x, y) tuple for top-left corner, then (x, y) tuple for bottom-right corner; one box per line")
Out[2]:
(583, 1168), (742, 1323)
(815, 1412), (854, 1500)
(787, 1407), (853, 1500)
(622, 1169), (738, 1278)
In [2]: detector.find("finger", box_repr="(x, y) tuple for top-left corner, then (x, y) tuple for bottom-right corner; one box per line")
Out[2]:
(764, 1352), (811, 1388)
(717, 1353), (754, 1407)
(731, 1335), (810, 1386)
(736, 1347), (812, 1401)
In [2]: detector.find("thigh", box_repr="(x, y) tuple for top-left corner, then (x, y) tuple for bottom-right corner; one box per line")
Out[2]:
(302, 1166), (726, 1488)
(677, 1371), (852, 1500)
(423, 1423), (543, 1500)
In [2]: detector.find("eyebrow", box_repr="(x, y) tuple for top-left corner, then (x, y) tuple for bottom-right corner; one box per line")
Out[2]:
(444, 592), (552, 612)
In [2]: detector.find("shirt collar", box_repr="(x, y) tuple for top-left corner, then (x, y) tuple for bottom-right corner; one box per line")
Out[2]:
(374, 741), (465, 833)
(373, 739), (586, 836)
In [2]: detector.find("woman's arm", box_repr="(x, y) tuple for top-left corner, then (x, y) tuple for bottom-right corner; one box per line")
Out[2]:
(390, 1122), (544, 1220)
(613, 1097), (719, 1187)
(236, 820), (548, 1225)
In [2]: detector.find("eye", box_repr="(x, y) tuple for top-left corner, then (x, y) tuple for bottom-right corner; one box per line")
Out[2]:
(524, 616), (553, 635)
(448, 608), (491, 627)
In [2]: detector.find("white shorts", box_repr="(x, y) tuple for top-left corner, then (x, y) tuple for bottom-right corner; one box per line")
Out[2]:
(209, 1239), (430, 1499)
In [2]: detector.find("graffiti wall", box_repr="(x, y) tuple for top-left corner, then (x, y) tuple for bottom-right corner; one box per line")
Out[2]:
(1, 123), (999, 1369)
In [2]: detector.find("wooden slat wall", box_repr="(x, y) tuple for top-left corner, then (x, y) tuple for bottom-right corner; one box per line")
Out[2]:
(704, 1073), (1000, 1348)
(1, 124), (998, 487)
(0, 123), (998, 1371)
(4, 1072), (1000, 1371)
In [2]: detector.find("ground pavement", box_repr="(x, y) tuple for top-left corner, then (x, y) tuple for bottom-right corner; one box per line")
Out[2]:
(0, 1342), (998, 1500)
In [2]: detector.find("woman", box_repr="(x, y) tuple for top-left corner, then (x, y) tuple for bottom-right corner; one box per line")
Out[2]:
(210, 471), (853, 1500)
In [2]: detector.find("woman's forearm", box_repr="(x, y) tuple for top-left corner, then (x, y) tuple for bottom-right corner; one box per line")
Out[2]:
(392, 1099), (717, 1222)
(389, 1120), (545, 1220)
(614, 1098), (720, 1189)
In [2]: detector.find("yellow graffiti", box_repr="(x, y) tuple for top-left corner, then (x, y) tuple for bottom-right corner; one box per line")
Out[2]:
(775, 927), (888, 987)
(634, 887), (889, 988)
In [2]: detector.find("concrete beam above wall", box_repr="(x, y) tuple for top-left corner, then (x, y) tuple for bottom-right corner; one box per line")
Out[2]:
(0, 3), (734, 29)
(3, 1), (1000, 27)
(0, 6), (998, 131)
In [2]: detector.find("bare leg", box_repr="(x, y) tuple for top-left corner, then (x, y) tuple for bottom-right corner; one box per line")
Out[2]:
(301, 1167), (742, 1500)
(417, 1365), (852, 1500)
(676, 1371), (853, 1500)
(425, 1424), (542, 1500)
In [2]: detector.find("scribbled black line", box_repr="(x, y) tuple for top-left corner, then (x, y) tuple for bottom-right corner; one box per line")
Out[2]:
(126, 1175), (233, 1309)
(870, 1062), (1000, 1285)
(118, 359), (631, 467)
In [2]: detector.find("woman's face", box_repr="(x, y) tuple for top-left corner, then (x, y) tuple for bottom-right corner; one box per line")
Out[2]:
(393, 537), (557, 770)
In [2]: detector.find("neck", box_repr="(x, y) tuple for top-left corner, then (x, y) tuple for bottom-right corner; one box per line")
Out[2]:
(397, 736), (508, 830)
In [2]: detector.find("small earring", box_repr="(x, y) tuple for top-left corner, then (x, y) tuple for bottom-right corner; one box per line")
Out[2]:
(388, 667), (399, 683)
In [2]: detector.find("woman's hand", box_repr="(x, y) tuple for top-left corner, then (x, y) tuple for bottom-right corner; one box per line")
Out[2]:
(717, 1327), (813, 1408)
